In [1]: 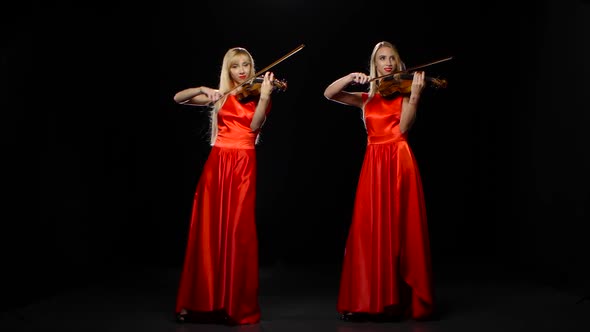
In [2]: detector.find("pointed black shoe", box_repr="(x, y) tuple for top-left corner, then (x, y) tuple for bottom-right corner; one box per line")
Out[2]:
(338, 312), (369, 322)
(175, 310), (229, 324)
(175, 312), (188, 323)
(370, 313), (403, 323)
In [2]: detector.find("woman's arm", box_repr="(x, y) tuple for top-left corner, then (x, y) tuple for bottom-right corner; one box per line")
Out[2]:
(251, 72), (274, 131)
(173, 86), (223, 106)
(400, 71), (425, 133)
(323, 72), (370, 108)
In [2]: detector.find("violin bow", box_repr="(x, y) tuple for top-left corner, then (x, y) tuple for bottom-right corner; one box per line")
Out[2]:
(369, 56), (453, 82)
(219, 44), (306, 99)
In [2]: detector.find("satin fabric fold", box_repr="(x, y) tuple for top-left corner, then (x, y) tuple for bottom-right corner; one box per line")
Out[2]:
(337, 93), (434, 320)
(176, 95), (269, 325)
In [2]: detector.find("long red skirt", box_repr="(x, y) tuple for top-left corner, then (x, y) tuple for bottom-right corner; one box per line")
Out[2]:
(175, 146), (260, 325)
(337, 140), (434, 319)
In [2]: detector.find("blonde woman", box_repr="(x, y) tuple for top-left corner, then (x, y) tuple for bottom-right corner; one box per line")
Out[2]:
(173, 47), (275, 325)
(324, 41), (434, 321)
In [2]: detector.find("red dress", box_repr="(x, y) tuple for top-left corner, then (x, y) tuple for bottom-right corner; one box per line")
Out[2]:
(337, 93), (434, 319)
(175, 95), (270, 325)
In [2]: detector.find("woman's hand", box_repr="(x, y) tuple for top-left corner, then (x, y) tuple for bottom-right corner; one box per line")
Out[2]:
(259, 71), (274, 99)
(409, 71), (425, 104)
(200, 86), (223, 103)
(348, 72), (370, 85)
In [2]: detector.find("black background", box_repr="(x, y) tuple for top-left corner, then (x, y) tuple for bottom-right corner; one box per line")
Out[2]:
(2, 0), (589, 310)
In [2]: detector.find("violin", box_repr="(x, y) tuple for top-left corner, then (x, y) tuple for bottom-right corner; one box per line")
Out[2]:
(236, 76), (288, 102)
(377, 73), (448, 98)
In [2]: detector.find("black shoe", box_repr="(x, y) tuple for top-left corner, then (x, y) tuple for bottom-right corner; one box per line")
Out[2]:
(338, 312), (368, 322)
(370, 313), (403, 323)
(175, 310), (229, 324)
(175, 312), (188, 323)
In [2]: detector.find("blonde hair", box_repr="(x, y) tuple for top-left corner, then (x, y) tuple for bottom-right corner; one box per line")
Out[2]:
(209, 47), (256, 145)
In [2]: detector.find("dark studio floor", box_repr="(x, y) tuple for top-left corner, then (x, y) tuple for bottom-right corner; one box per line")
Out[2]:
(1, 259), (589, 332)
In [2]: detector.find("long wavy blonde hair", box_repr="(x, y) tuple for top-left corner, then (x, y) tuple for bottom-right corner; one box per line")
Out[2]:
(209, 47), (256, 145)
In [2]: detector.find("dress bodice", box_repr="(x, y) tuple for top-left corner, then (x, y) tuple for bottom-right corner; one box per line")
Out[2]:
(361, 93), (405, 144)
(214, 95), (270, 149)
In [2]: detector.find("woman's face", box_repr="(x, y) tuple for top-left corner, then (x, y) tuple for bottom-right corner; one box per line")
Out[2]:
(229, 54), (252, 85)
(374, 47), (397, 77)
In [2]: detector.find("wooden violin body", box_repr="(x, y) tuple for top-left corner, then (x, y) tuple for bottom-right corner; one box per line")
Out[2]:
(377, 73), (447, 98)
(236, 76), (288, 101)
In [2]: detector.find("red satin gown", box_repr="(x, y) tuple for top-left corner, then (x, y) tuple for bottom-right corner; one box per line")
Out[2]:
(175, 94), (270, 325)
(337, 93), (434, 320)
